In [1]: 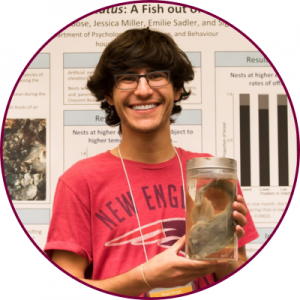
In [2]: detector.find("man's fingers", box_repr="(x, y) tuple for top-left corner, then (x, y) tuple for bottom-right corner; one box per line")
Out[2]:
(233, 196), (248, 216)
(233, 202), (248, 216)
(170, 235), (186, 253)
(236, 225), (245, 239)
(233, 211), (247, 227)
(236, 195), (244, 203)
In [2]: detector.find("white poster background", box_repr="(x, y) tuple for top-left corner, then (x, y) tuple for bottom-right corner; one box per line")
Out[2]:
(0, 1), (299, 299)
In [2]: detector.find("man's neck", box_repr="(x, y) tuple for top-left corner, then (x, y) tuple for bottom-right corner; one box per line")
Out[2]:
(110, 124), (175, 164)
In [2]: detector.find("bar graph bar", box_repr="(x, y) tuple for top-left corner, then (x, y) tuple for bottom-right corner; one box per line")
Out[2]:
(258, 95), (270, 186)
(240, 94), (251, 186)
(277, 95), (289, 186)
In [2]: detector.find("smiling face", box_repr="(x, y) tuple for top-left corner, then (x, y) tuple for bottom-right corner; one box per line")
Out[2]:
(106, 68), (182, 135)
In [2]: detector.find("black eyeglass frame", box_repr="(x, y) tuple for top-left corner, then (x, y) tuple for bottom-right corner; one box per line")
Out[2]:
(113, 70), (171, 90)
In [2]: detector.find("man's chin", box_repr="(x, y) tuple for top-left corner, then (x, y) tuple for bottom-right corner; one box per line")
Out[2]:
(132, 126), (161, 134)
(125, 122), (163, 135)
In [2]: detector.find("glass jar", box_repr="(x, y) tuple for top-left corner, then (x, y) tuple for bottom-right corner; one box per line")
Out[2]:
(186, 157), (238, 262)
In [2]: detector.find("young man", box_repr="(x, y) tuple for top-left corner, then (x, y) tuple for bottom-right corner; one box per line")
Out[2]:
(45, 28), (258, 297)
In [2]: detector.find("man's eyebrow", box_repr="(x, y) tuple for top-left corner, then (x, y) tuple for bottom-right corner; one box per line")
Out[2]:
(124, 70), (137, 74)
(124, 68), (154, 74)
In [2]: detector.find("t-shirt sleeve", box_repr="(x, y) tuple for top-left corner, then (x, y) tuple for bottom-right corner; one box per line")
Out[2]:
(237, 181), (259, 248)
(44, 179), (92, 264)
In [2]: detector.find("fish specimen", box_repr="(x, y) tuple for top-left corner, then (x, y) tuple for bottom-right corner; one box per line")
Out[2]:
(188, 179), (236, 260)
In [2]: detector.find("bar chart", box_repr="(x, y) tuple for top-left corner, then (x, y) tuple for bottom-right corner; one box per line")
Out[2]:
(236, 93), (292, 188)
(215, 52), (296, 189)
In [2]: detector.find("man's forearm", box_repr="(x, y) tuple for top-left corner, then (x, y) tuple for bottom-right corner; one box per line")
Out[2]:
(79, 265), (151, 297)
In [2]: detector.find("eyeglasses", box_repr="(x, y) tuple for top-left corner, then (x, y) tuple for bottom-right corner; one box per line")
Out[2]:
(114, 70), (171, 90)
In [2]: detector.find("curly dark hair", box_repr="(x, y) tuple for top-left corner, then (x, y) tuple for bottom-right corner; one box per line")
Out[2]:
(87, 28), (194, 133)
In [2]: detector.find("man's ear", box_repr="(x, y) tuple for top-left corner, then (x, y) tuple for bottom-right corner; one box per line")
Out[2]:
(105, 94), (114, 106)
(174, 88), (183, 101)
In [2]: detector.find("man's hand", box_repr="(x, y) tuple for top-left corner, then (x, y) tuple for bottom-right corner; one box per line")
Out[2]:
(142, 235), (222, 288)
(52, 238), (220, 296)
(214, 195), (249, 280)
(233, 195), (248, 239)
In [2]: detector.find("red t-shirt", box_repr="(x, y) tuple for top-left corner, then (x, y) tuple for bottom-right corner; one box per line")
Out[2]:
(44, 148), (259, 292)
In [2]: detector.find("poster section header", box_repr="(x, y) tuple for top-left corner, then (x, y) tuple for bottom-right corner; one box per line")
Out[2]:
(64, 52), (201, 68)
(64, 110), (202, 126)
(250, 227), (273, 244)
(215, 52), (270, 67)
(16, 209), (50, 225)
(29, 54), (50, 69)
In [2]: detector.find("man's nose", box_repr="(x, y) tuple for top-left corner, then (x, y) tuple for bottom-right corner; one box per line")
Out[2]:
(134, 77), (153, 98)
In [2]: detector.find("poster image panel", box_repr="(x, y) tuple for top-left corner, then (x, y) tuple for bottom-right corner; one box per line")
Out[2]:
(3, 119), (46, 201)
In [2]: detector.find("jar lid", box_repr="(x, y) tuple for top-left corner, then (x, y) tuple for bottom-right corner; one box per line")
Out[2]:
(186, 157), (237, 171)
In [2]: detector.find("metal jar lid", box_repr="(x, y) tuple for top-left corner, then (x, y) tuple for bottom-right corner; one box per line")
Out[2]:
(186, 157), (237, 171)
